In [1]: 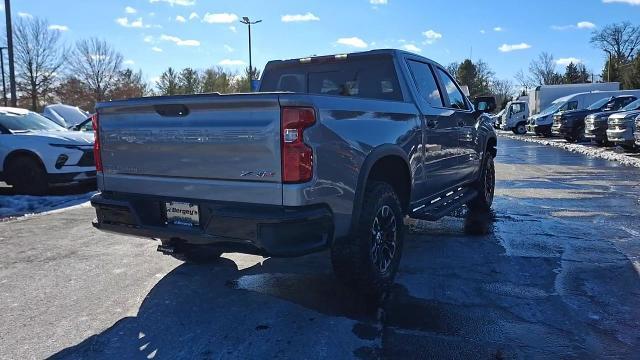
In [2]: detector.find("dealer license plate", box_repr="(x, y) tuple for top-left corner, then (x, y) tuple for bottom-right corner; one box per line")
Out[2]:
(165, 201), (200, 227)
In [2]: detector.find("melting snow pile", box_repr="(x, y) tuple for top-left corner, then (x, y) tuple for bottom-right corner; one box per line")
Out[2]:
(0, 192), (95, 219)
(497, 131), (640, 168)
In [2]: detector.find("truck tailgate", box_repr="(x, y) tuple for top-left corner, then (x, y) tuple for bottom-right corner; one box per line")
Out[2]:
(96, 94), (283, 205)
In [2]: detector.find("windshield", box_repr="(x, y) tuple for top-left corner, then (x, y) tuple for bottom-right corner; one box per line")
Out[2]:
(587, 97), (612, 110)
(539, 101), (565, 116)
(622, 99), (640, 111)
(0, 110), (66, 132)
(46, 105), (89, 127)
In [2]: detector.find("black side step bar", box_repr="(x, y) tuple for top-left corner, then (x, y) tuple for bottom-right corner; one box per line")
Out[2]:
(411, 188), (478, 221)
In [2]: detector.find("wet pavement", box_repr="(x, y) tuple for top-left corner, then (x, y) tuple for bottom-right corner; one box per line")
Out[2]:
(1, 138), (640, 359)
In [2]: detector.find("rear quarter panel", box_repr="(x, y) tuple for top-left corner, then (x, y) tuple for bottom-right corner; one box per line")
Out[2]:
(279, 94), (421, 238)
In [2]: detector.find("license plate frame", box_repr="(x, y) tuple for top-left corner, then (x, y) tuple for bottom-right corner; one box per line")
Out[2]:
(164, 201), (200, 227)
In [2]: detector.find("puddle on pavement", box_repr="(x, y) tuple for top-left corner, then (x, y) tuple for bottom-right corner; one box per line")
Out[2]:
(226, 273), (379, 321)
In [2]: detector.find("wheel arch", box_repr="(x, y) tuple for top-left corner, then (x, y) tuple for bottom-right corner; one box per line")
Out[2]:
(350, 145), (412, 235)
(3, 149), (46, 174)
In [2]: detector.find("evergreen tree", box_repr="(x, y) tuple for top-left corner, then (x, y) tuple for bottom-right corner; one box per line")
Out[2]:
(563, 62), (581, 84)
(178, 68), (201, 94)
(156, 67), (180, 96)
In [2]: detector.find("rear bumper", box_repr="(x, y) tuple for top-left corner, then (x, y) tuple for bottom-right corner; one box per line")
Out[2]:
(91, 192), (334, 257)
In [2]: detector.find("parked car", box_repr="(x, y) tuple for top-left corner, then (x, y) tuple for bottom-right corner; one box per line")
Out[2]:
(528, 91), (635, 137)
(90, 49), (497, 294)
(499, 100), (529, 134)
(607, 104), (640, 151)
(585, 98), (640, 146)
(42, 104), (91, 129)
(528, 82), (620, 116)
(552, 94), (640, 142)
(0, 107), (95, 194)
(490, 109), (504, 129)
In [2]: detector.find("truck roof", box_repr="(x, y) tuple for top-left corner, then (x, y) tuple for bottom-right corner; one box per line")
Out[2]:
(265, 49), (435, 67)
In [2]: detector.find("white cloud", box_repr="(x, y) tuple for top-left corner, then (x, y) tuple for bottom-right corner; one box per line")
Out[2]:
(493, 27), (503, 32)
(143, 35), (154, 43)
(123, 59), (135, 65)
(602, 0), (640, 5)
(218, 59), (246, 66)
(116, 17), (147, 28)
(125, 6), (137, 14)
(202, 12), (238, 24)
(336, 37), (368, 48)
(422, 29), (442, 44)
(48, 24), (69, 31)
(552, 21), (596, 30)
(480, 29), (486, 34)
(402, 44), (422, 53)
(556, 57), (583, 66)
(175, 15), (186, 22)
(189, 12), (199, 20)
(498, 43), (532, 52)
(18, 12), (32, 18)
(224, 44), (234, 52)
(160, 34), (200, 46)
(229, 25), (237, 32)
(281, 12), (320, 22)
(149, 0), (195, 6)
(577, 21), (596, 29)
(151, 46), (163, 52)
(370, 0), (388, 4)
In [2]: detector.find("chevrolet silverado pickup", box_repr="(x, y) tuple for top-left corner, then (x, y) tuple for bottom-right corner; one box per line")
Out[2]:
(91, 50), (497, 294)
(552, 95), (638, 142)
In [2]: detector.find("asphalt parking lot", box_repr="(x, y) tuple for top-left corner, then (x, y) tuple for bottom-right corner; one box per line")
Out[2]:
(1, 137), (639, 359)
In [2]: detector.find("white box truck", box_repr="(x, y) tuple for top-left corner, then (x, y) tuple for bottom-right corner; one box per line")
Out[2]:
(529, 83), (620, 116)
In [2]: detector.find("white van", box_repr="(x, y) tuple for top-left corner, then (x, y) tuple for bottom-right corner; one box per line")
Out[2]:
(527, 90), (640, 136)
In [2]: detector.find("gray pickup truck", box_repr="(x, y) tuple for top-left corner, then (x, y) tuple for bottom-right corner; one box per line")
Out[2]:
(91, 49), (497, 294)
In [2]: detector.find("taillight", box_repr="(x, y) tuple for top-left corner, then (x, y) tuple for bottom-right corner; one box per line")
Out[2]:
(91, 113), (103, 172)
(281, 107), (315, 183)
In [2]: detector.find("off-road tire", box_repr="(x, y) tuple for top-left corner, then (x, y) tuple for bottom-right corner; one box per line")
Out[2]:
(468, 154), (495, 212)
(331, 181), (404, 296)
(6, 155), (48, 195)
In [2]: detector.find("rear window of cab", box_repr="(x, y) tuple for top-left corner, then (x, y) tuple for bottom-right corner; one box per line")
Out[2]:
(260, 56), (403, 101)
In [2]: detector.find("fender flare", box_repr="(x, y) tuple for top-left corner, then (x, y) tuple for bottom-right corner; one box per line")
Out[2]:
(349, 144), (411, 236)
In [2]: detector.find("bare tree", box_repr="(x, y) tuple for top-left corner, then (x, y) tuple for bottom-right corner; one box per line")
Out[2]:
(14, 17), (65, 111)
(490, 79), (514, 109)
(67, 38), (123, 102)
(591, 22), (640, 62)
(528, 52), (562, 85)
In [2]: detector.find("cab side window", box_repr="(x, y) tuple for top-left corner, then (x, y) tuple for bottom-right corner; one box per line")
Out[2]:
(435, 68), (469, 110)
(567, 101), (578, 111)
(510, 103), (525, 115)
(407, 60), (444, 107)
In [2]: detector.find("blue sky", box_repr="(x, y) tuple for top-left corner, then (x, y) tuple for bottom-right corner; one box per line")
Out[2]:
(8, 0), (640, 85)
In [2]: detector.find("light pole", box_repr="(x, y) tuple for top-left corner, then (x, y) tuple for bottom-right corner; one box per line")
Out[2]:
(4, 0), (16, 106)
(604, 49), (612, 83)
(0, 47), (6, 106)
(240, 16), (261, 91)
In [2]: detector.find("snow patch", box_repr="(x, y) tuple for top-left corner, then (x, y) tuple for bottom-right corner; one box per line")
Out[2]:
(497, 131), (640, 168)
(0, 192), (95, 220)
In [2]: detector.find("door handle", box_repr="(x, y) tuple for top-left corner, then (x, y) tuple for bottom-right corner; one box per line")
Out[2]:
(457, 120), (465, 127)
